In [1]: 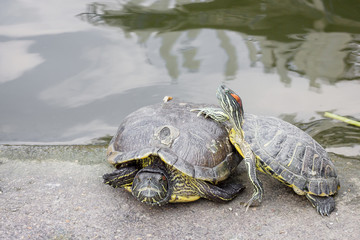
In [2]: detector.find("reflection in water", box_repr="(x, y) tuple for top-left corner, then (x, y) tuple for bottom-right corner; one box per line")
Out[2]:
(0, 0), (92, 38)
(159, 32), (182, 80)
(217, 30), (238, 79)
(297, 118), (360, 159)
(0, 40), (44, 83)
(292, 33), (354, 85)
(181, 30), (201, 73)
(0, 0), (359, 147)
(82, 0), (360, 85)
(39, 42), (168, 107)
(81, 0), (360, 158)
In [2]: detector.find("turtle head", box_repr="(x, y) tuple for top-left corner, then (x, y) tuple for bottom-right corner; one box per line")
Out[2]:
(216, 85), (244, 131)
(131, 163), (172, 206)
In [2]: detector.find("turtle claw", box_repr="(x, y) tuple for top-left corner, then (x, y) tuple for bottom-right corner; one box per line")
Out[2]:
(243, 190), (263, 211)
(189, 108), (200, 113)
(190, 109), (205, 117)
(306, 194), (335, 216)
(191, 108), (229, 122)
(318, 205), (325, 216)
(318, 205), (329, 216)
(190, 109), (211, 119)
(244, 200), (253, 212)
(317, 204), (331, 216)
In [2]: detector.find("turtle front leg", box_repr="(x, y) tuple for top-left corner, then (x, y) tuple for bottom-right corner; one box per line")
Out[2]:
(103, 165), (139, 188)
(306, 194), (335, 216)
(191, 107), (229, 122)
(242, 149), (264, 210)
(229, 129), (263, 210)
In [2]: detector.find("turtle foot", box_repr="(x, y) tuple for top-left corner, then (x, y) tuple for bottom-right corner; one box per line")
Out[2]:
(306, 194), (335, 216)
(191, 108), (229, 122)
(244, 190), (263, 211)
(217, 178), (245, 196)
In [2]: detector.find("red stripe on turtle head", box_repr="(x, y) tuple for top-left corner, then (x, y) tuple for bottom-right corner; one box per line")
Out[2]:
(230, 93), (241, 106)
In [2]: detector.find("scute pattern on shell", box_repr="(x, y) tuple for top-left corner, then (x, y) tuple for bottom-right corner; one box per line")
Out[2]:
(108, 101), (241, 182)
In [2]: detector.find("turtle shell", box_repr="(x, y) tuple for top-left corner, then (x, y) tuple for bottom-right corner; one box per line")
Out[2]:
(243, 113), (340, 196)
(107, 101), (241, 183)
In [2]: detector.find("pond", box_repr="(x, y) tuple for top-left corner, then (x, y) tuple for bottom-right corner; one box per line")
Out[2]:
(0, 0), (359, 160)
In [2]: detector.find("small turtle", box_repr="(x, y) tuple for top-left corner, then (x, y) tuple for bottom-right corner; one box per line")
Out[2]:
(194, 85), (340, 216)
(103, 100), (244, 205)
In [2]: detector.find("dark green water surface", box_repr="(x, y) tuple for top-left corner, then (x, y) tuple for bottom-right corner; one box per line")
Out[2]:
(0, 0), (359, 159)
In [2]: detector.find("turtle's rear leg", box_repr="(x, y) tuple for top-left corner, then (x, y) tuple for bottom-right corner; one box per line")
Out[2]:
(194, 178), (245, 202)
(306, 194), (335, 216)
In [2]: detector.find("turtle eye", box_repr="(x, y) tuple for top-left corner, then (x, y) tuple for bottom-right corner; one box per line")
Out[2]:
(158, 175), (166, 182)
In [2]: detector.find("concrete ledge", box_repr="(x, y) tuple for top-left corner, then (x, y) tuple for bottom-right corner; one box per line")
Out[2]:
(1, 146), (359, 239)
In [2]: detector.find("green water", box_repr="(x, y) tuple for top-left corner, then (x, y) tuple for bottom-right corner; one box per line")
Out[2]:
(0, 0), (359, 159)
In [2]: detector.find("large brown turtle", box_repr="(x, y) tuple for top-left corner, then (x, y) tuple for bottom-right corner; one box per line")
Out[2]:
(103, 100), (244, 205)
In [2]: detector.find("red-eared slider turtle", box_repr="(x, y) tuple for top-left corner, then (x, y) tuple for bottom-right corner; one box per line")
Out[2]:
(103, 100), (244, 206)
(195, 85), (340, 216)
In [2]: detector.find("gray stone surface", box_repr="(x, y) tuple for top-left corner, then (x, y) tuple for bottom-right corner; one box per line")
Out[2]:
(0, 145), (359, 239)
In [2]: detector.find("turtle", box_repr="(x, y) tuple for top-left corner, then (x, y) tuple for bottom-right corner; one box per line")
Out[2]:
(103, 100), (244, 206)
(193, 85), (340, 216)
